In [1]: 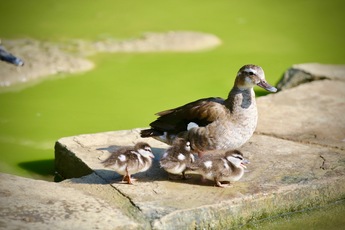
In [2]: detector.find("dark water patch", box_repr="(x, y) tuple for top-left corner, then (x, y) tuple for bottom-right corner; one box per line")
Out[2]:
(18, 159), (55, 181)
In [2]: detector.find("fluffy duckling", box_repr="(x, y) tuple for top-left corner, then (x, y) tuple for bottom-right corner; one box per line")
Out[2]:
(141, 64), (277, 157)
(102, 142), (154, 184)
(160, 138), (195, 179)
(189, 150), (248, 188)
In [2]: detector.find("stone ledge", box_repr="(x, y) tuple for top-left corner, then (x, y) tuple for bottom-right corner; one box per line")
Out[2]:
(54, 128), (345, 229)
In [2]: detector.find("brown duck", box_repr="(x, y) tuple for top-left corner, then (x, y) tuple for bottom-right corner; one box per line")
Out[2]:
(141, 64), (277, 156)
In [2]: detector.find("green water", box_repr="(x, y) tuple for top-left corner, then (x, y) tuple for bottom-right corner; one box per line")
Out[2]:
(0, 0), (344, 227)
(241, 200), (345, 230)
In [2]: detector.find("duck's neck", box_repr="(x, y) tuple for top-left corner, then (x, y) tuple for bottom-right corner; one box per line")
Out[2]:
(225, 86), (256, 114)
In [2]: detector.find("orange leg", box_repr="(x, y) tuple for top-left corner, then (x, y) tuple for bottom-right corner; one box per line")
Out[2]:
(215, 179), (230, 188)
(124, 167), (132, 184)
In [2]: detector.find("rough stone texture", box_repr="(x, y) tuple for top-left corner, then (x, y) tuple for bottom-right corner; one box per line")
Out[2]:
(2, 63), (345, 229)
(276, 63), (345, 91)
(0, 173), (141, 230)
(257, 79), (345, 150)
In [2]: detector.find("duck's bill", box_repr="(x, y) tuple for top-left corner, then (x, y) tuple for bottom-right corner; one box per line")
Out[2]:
(257, 80), (277, 92)
(241, 159), (250, 168)
(0, 46), (24, 66)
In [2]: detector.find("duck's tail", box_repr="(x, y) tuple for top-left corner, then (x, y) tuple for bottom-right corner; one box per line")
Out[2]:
(140, 128), (163, 138)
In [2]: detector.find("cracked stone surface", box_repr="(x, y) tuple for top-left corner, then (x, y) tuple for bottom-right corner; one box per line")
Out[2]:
(1, 63), (345, 229)
(0, 173), (141, 230)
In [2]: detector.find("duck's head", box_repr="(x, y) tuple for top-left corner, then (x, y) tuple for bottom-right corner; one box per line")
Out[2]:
(225, 150), (249, 169)
(235, 64), (277, 92)
(135, 142), (154, 159)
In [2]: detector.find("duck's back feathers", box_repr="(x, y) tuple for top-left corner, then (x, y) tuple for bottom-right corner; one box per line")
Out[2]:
(141, 97), (226, 137)
(102, 148), (130, 167)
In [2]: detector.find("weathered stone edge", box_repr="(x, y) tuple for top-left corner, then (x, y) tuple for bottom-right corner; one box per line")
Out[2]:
(54, 141), (93, 180)
(55, 135), (345, 229)
(152, 177), (345, 229)
(62, 173), (152, 229)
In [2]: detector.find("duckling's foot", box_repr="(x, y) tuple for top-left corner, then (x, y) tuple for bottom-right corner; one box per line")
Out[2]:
(122, 175), (137, 184)
(182, 172), (191, 180)
(215, 180), (231, 188)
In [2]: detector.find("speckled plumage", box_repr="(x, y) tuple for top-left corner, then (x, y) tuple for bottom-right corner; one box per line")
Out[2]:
(141, 64), (277, 155)
(160, 138), (195, 179)
(189, 150), (248, 187)
(102, 142), (154, 184)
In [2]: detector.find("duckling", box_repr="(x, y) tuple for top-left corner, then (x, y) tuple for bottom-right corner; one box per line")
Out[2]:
(102, 142), (154, 184)
(189, 150), (249, 188)
(160, 138), (195, 180)
(0, 42), (24, 66)
(141, 64), (277, 156)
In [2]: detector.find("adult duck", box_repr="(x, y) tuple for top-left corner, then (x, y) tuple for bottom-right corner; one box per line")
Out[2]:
(141, 64), (277, 155)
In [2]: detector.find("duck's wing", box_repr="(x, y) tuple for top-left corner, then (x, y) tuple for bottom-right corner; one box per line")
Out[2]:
(160, 157), (179, 168)
(101, 147), (132, 167)
(147, 97), (227, 135)
(102, 152), (121, 167)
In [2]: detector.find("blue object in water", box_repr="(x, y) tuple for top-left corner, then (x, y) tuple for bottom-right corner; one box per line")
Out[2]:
(0, 45), (24, 66)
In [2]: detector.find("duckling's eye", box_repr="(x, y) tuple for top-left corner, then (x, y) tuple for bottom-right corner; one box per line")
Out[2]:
(145, 147), (152, 152)
(248, 71), (254, 75)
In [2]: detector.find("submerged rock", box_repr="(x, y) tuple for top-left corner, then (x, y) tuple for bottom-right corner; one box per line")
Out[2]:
(276, 63), (345, 91)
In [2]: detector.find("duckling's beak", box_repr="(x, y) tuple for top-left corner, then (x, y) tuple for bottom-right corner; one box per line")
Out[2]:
(257, 80), (277, 92)
(241, 159), (250, 168)
(148, 152), (155, 158)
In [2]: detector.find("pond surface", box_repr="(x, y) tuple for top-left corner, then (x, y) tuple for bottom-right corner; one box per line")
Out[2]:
(241, 199), (345, 230)
(0, 1), (344, 227)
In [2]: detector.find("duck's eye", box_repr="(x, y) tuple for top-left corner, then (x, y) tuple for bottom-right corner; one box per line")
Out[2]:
(145, 147), (152, 152)
(235, 156), (243, 160)
(248, 71), (254, 75)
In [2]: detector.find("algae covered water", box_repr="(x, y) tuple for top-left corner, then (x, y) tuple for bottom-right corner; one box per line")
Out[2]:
(241, 200), (345, 230)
